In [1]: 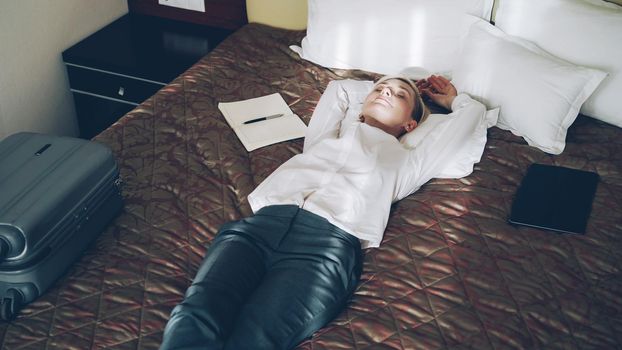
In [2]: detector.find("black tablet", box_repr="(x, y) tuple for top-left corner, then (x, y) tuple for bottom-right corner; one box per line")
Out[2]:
(508, 164), (599, 234)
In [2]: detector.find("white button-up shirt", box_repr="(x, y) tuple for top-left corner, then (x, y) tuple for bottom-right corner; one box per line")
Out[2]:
(248, 79), (488, 248)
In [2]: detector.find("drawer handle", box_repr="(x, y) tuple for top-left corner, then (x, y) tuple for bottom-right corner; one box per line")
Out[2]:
(118, 87), (125, 96)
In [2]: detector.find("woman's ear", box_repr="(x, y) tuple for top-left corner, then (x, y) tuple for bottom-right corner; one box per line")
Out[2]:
(404, 120), (418, 133)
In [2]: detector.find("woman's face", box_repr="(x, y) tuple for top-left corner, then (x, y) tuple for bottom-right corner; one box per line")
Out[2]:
(360, 78), (417, 137)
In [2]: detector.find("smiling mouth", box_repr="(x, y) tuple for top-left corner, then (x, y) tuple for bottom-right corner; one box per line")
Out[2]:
(374, 97), (392, 107)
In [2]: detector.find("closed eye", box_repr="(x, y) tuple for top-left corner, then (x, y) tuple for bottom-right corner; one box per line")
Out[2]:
(397, 87), (411, 99)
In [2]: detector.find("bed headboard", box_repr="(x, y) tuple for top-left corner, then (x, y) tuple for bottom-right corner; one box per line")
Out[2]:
(127, 0), (247, 29)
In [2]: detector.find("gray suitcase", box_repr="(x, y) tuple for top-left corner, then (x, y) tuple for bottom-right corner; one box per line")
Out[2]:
(0, 132), (123, 320)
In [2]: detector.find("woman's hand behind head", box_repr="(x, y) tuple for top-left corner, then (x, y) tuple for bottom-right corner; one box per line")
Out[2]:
(416, 75), (457, 111)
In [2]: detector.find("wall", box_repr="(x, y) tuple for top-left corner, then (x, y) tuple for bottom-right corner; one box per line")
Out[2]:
(246, 0), (307, 30)
(0, 0), (128, 139)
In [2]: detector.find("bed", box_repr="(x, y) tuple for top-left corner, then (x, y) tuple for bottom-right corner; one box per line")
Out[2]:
(2, 2), (622, 349)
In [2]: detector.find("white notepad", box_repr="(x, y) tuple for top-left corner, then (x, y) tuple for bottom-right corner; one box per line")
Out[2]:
(218, 93), (307, 152)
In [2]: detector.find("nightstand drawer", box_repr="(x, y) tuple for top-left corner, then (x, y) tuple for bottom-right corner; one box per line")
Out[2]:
(66, 64), (164, 105)
(73, 93), (135, 139)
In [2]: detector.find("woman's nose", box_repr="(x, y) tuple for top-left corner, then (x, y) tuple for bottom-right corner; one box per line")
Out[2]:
(381, 87), (391, 96)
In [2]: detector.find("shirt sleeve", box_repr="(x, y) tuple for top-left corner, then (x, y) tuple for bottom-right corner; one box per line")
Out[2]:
(303, 79), (372, 152)
(396, 93), (488, 200)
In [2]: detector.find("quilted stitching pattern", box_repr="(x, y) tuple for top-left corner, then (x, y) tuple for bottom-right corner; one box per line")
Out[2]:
(1, 24), (620, 349)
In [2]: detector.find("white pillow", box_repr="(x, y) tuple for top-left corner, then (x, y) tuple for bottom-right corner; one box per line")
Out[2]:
(451, 20), (607, 154)
(400, 108), (499, 178)
(290, 0), (494, 75)
(495, 0), (622, 127)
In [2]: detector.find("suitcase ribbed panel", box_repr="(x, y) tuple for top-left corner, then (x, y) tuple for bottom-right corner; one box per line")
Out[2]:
(42, 167), (121, 259)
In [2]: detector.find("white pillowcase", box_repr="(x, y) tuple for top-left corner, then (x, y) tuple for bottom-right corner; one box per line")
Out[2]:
(290, 0), (493, 75)
(495, 0), (622, 127)
(400, 108), (499, 178)
(452, 20), (607, 154)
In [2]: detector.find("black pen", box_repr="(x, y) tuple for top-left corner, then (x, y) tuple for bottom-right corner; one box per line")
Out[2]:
(243, 113), (284, 124)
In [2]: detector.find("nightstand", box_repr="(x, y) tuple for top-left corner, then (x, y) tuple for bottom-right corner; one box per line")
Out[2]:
(62, 14), (232, 139)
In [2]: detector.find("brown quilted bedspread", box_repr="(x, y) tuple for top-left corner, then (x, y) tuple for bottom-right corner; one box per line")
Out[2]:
(1, 24), (621, 350)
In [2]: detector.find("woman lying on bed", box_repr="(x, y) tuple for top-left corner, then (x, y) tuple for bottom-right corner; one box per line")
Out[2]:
(159, 74), (488, 350)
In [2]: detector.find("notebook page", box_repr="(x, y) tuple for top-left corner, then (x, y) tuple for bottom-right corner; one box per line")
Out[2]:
(236, 115), (306, 151)
(218, 93), (292, 127)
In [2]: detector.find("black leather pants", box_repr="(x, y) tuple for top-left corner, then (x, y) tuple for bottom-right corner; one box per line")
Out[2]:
(159, 205), (363, 350)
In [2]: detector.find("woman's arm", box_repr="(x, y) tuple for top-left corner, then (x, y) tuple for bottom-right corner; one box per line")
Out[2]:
(303, 79), (371, 152)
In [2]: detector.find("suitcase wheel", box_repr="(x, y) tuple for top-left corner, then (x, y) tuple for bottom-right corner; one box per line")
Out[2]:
(1, 289), (23, 321)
